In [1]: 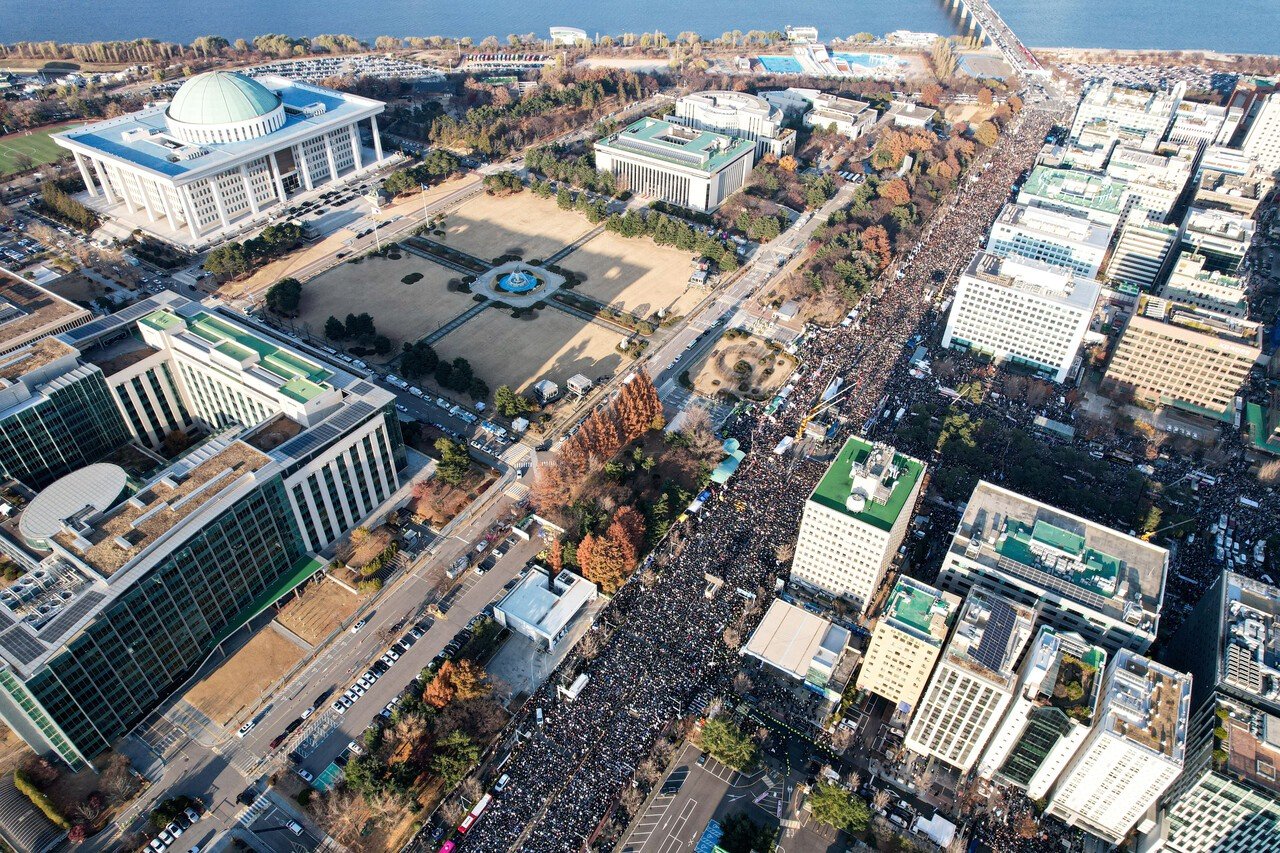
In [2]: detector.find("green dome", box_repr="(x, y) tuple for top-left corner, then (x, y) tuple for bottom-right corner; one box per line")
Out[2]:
(166, 71), (281, 126)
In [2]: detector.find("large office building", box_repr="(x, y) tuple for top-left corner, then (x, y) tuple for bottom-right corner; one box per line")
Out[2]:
(1105, 144), (1195, 224)
(1179, 205), (1256, 274)
(593, 117), (755, 212)
(904, 590), (1036, 772)
(1159, 251), (1249, 319)
(1105, 212), (1180, 291)
(1195, 163), (1273, 218)
(1151, 572), (1280, 853)
(977, 627), (1108, 798)
(54, 71), (389, 247)
(1104, 296), (1261, 417)
(669, 90), (795, 158)
(1242, 92), (1280, 177)
(803, 93), (877, 140)
(789, 437), (924, 615)
(0, 272), (92, 358)
(1017, 166), (1130, 230)
(1045, 650), (1191, 846)
(936, 481), (1169, 655)
(1167, 99), (1243, 147)
(856, 577), (959, 718)
(1069, 80), (1183, 151)
(985, 203), (1111, 279)
(0, 295), (405, 766)
(941, 251), (1100, 384)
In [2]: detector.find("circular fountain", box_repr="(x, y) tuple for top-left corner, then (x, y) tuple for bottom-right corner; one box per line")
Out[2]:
(496, 266), (543, 294)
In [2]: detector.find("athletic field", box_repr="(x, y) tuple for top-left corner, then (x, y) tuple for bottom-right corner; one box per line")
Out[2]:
(0, 121), (81, 176)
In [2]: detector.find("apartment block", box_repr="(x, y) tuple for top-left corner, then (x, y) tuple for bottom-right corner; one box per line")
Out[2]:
(936, 481), (1168, 655)
(1104, 296), (1261, 417)
(1046, 650), (1191, 846)
(942, 251), (1100, 383)
(790, 437), (924, 615)
(986, 203), (1111, 279)
(857, 577), (960, 717)
(904, 590), (1036, 772)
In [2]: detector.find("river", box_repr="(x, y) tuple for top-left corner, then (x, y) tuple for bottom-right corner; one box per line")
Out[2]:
(0, 0), (1275, 55)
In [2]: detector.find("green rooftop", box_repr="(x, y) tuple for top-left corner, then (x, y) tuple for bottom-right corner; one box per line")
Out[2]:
(187, 312), (332, 401)
(885, 577), (953, 641)
(1246, 403), (1280, 456)
(1020, 166), (1128, 215)
(809, 437), (924, 533)
(139, 310), (185, 332)
(598, 117), (755, 175)
(999, 519), (1122, 598)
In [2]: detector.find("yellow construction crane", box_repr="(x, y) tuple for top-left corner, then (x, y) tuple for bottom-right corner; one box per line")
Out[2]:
(795, 383), (854, 443)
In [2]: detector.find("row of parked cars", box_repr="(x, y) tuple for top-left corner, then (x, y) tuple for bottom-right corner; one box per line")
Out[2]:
(145, 805), (202, 852)
(330, 624), (424, 717)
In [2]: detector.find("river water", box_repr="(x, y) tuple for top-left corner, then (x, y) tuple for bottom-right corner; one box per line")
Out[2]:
(0, 0), (1275, 55)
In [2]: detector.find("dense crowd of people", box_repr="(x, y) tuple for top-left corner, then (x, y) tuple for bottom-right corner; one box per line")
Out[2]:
(458, 102), (1064, 853)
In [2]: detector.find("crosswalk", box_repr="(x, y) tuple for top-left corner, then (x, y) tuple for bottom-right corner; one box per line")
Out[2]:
(237, 793), (270, 828)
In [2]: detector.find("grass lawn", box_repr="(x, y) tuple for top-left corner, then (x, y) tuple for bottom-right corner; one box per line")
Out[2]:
(0, 121), (83, 176)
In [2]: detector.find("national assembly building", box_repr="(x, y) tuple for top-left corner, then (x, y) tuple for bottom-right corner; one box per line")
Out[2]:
(54, 70), (390, 247)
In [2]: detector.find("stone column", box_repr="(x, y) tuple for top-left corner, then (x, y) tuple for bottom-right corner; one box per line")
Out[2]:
(208, 177), (231, 229)
(132, 171), (158, 222)
(178, 186), (201, 242)
(159, 188), (180, 233)
(348, 124), (363, 171)
(239, 165), (260, 215)
(73, 152), (97, 197)
(322, 132), (339, 182)
(93, 159), (117, 205)
(269, 152), (287, 202)
(371, 115), (384, 162)
(295, 145), (314, 191)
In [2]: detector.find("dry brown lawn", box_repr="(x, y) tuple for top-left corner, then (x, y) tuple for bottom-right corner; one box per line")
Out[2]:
(184, 626), (305, 726)
(440, 192), (595, 262)
(275, 578), (362, 646)
(563, 232), (704, 318)
(298, 253), (476, 350)
(688, 334), (797, 400)
(433, 306), (626, 397)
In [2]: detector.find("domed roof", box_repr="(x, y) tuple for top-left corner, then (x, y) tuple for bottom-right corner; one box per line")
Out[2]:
(166, 71), (281, 127)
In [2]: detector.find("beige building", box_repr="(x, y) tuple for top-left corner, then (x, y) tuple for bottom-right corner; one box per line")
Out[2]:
(1159, 252), (1249, 319)
(857, 577), (960, 717)
(1104, 296), (1261, 417)
(0, 271), (92, 357)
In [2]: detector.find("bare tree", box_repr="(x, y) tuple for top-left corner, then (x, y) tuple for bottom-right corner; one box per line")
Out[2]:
(774, 541), (795, 565)
(705, 697), (725, 719)
(846, 771), (862, 791)
(459, 778), (483, 803)
(439, 799), (467, 827)
(636, 758), (663, 786)
(619, 784), (644, 816)
(733, 672), (753, 695)
(722, 626), (741, 648)
(100, 754), (139, 804)
(1258, 459), (1280, 485)
(873, 789), (892, 812)
(577, 630), (602, 661)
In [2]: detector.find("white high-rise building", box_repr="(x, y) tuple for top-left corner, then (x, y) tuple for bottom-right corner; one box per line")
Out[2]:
(1045, 650), (1191, 846)
(1242, 93), (1280, 178)
(1168, 99), (1243, 147)
(1017, 166), (1130, 230)
(1159, 251), (1249, 319)
(936, 481), (1169, 655)
(790, 437), (925, 615)
(1106, 212), (1180, 291)
(670, 90), (796, 158)
(54, 71), (389, 248)
(941, 251), (1100, 383)
(1070, 80), (1185, 151)
(986, 203), (1111, 279)
(905, 590), (1036, 772)
(976, 627), (1108, 798)
(1106, 144), (1195, 224)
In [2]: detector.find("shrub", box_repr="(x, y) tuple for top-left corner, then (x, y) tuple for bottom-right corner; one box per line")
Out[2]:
(14, 769), (69, 829)
(401, 272), (423, 284)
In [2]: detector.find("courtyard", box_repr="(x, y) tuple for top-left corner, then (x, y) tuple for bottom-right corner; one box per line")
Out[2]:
(563, 231), (704, 319)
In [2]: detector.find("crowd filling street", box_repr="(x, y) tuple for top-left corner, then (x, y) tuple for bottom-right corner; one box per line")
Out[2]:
(460, 101), (1066, 852)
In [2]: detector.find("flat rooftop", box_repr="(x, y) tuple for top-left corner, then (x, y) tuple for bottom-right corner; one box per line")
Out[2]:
(0, 273), (90, 353)
(1218, 573), (1280, 709)
(882, 576), (957, 645)
(597, 117), (755, 174)
(53, 440), (270, 576)
(1102, 649), (1189, 762)
(0, 337), (76, 383)
(1134, 297), (1262, 349)
(994, 203), (1112, 250)
(497, 567), (596, 640)
(55, 74), (380, 180)
(81, 335), (159, 375)
(943, 591), (1035, 689)
(952, 481), (1168, 633)
(966, 251), (1101, 308)
(743, 599), (850, 680)
(809, 437), (924, 533)
(1020, 166), (1128, 215)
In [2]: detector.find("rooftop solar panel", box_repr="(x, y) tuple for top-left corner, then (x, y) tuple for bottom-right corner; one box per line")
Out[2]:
(973, 598), (1017, 674)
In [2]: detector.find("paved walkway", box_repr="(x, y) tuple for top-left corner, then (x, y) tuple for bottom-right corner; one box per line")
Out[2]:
(422, 301), (489, 345)
(545, 224), (604, 265)
(401, 240), (476, 275)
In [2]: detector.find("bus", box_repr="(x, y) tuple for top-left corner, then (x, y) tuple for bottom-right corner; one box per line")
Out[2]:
(457, 793), (492, 835)
(439, 843), (456, 853)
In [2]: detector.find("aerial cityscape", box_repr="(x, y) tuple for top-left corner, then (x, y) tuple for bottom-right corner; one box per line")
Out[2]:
(0, 3), (1276, 853)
